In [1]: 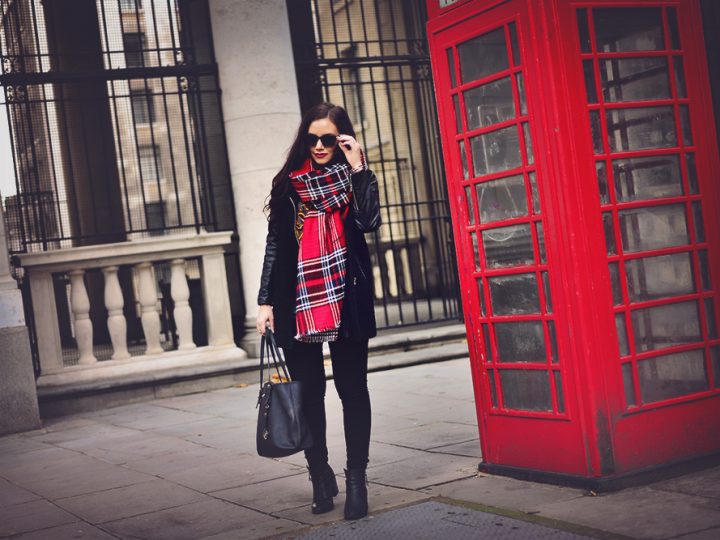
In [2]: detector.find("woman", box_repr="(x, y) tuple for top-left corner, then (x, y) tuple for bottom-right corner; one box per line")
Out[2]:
(256, 103), (380, 520)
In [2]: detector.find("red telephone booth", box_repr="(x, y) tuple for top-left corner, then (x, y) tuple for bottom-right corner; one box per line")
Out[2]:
(426, 0), (720, 486)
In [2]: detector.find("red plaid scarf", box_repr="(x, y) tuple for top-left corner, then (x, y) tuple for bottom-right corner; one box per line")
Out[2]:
(290, 159), (352, 342)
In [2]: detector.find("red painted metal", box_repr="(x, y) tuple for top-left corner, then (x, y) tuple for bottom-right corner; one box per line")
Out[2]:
(427, 0), (720, 480)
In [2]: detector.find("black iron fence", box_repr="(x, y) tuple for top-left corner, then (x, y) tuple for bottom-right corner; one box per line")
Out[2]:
(0, 0), (235, 253)
(288, 0), (461, 328)
(0, 0), (243, 371)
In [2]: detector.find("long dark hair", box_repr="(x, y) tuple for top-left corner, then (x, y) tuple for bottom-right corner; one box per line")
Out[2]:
(266, 102), (356, 220)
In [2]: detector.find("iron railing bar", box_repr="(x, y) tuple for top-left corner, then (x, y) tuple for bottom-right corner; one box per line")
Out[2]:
(148, 0), (163, 68)
(108, 79), (135, 232)
(117, 0), (152, 235)
(78, 103), (102, 238)
(175, 80), (202, 232)
(141, 3), (169, 232)
(364, 65), (391, 326)
(386, 0), (401, 56)
(397, 58), (435, 319)
(193, 78), (219, 229)
(382, 69), (419, 322)
(357, 0), (372, 58)
(158, 74), (184, 227)
(4, 98), (29, 253)
(17, 222), (214, 245)
(8, 86), (220, 104)
(177, 0), (205, 233)
(295, 55), (429, 67)
(54, 79), (81, 247)
(98, 2), (134, 234)
(0, 64), (218, 85)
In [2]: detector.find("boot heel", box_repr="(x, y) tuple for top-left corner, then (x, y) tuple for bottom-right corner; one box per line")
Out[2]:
(309, 464), (337, 515)
(344, 468), (368, 520)
(327, 474), (339, 497)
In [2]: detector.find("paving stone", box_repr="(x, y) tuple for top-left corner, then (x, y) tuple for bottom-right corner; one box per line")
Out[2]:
(399, 400), (479, 426)
(101, 498), (280, 540)
(56, 432), (205, 464)
(365, 442), (431, 468)
(535, 486), (720, 539)
(295, 500), (591, 539)
(672, 527), (720, 540)
(0, 435), (55, 456)
(422, 474), (584, 513)
(426, 438), (482, 458)
(35, 417), (99, 433)
(26, 422), (141, 445)
(161, 454), (305, 492)
(89, 404), (216, 431)
(3, 455), (154, 500)
(367, 452), (479, 490)
(210, 471), (316, 513)
(122, 445), (241, 476)
(0, 446), (103, 479)
(55, 478), (207, 524)
(651, 466), (720, 500)
(150, 415), (243, 438)
(9, 521), (118, 539)
(0, 477), (42, 508)
(150, 391), (232, 410)
(0, 499), (78, 537)
(372, 421), (480, 451)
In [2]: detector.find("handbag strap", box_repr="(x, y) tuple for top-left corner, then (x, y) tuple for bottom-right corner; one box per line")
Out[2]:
(259, 329), (291, 390)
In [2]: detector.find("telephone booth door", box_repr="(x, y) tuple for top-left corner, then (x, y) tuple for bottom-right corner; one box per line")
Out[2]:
(428, 0), (720, 482)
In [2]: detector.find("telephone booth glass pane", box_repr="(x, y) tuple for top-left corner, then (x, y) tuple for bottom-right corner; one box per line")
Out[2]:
(579, 5), (719, 407)
(449, 19), (563, 415)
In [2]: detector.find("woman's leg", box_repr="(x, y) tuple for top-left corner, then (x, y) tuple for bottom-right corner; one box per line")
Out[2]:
(328, 338), (371, 470)
(282, 340), (328, 469)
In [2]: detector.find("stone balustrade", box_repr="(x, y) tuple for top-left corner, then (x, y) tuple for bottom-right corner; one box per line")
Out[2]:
(16, 232), (244, 386)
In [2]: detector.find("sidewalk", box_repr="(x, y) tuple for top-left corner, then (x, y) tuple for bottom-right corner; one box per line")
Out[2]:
(1, 358), (719, 539)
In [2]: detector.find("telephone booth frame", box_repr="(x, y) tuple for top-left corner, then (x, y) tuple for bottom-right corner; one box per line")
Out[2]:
(426, 0), (720, 486)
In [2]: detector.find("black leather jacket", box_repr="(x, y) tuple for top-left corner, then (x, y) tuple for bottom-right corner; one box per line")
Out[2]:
(257, 168), (381, 346)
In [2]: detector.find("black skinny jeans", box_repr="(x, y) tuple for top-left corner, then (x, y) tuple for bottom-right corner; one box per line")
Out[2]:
(282, 338), (371, 471)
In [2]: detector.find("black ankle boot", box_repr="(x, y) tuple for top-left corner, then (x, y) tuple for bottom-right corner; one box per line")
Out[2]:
(344, 468), (368, 520)
(309, 464), (338, 515)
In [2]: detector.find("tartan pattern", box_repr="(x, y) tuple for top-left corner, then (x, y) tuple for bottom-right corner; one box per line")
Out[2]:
(290, 160), (352, 342)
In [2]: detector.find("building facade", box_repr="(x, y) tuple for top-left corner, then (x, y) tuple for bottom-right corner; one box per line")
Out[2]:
(0, 0), (460, 421)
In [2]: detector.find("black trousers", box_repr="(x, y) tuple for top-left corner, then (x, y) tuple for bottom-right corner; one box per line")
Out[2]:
(283, 338), (371, 471)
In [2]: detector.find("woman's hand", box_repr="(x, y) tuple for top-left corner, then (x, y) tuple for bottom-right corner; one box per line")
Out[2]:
(256, 305), (274, 335)
(337, 134), (363, 170)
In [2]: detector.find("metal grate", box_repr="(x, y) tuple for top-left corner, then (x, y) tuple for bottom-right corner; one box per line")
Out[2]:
(289, 0), (461, 329)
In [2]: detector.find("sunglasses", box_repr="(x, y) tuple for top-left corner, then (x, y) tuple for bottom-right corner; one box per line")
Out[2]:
(305, 133), (338, 148)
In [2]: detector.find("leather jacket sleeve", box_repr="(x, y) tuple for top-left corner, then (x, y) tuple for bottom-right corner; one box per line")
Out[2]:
(257, 216), (278, 306)
(351, 168), (381, 233)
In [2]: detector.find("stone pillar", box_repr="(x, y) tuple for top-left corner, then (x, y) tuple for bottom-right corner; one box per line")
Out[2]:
(0, 195), (41, 435)
(208, 0), (302, 357)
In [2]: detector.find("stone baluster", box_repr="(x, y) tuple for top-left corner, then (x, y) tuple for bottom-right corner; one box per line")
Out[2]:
(170, 259), (196, 350)
(201, 252), (235, 348)
(136, 262), (163, 355)
(102, 266), (130, 360)
(69, 269), (96, 364)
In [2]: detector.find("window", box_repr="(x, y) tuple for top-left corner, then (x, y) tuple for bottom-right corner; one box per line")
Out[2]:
(123, 32), (146, 68)
(145, 202), (165, 234)
(130, 89), (155, 124)
(119, 0), (139, 11)
(138, 146), (163, 182)
(341, 45), (366, 128)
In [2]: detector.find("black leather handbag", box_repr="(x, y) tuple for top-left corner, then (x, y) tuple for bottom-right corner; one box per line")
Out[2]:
(256, 329), (313, 458)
